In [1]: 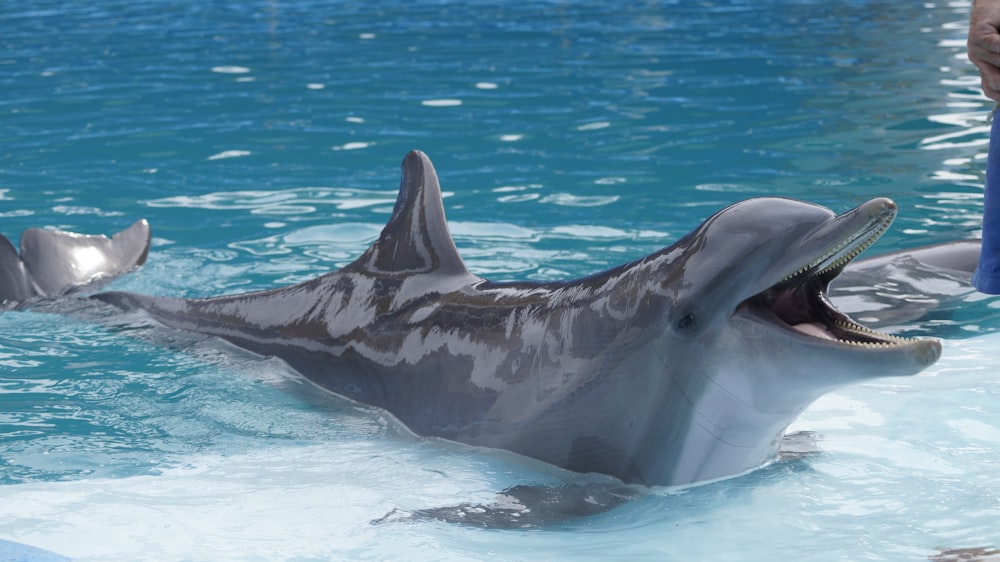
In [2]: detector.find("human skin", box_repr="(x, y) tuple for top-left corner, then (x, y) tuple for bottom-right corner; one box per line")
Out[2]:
(969, 0), (1000, 101)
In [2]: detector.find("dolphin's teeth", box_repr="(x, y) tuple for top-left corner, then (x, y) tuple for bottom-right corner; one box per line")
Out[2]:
(780, 206), (894, 287)
(832, 319), (914, 347)
(836, 339), (894, 348)
(766, 209), (906, 349)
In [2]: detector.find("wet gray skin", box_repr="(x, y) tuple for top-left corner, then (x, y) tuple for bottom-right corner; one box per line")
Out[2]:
(83, 151), (940, 486)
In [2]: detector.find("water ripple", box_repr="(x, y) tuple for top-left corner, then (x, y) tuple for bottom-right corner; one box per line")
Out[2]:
(145, 187), (399, 214)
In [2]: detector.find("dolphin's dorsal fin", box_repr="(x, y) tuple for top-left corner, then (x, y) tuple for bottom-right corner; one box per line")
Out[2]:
(354, 150), (470, 277)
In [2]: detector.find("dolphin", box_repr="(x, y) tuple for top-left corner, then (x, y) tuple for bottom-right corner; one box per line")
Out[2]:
(47, 150), (935, 488)
(0, 152), (947, 489)
(828, 239), (990, 336)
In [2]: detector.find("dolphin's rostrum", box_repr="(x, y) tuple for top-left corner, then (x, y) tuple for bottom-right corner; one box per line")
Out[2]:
(2, 151), (942, 487)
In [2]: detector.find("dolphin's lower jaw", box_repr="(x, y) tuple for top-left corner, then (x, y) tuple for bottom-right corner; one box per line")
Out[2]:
(739, 285), (942, 371)
(732, 304), (941, 380)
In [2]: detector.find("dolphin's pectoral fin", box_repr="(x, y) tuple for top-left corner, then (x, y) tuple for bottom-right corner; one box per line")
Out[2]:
(0, 219), (150, 307)
(352, 150), (471, 277)
(372, 483), (640, 529)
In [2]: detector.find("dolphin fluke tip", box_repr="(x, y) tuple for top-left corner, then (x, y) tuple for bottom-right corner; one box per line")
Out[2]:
(0, 219), (151, 307)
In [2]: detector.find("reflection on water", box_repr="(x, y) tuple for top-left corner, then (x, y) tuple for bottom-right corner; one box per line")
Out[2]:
(146, 187), (400, 214)
(142, 183), (665, 282)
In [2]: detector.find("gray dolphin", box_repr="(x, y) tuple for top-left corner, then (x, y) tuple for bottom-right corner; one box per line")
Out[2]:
(68, 150), (939, 487)
(829, 239), (989, 336)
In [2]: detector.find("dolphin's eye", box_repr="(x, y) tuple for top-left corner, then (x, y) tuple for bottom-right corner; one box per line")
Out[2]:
(678, 313), (696, 330)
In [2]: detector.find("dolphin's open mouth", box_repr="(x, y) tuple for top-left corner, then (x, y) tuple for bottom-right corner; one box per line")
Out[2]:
(742, 200), (912, 348)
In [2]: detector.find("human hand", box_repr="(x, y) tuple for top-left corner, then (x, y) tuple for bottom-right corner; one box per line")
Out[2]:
(969, 0), (1000, 101)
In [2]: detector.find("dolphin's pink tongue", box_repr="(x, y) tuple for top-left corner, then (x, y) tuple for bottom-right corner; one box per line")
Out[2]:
(792, 322), (836, 340)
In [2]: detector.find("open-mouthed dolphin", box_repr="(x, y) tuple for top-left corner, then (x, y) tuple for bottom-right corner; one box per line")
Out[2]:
(42, 150), (933, 487)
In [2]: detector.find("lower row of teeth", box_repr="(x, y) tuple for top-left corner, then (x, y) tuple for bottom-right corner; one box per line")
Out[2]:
(833, 320), (909, 346)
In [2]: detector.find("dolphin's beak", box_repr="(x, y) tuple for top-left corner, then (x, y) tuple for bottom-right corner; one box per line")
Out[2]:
(738, 198), (941, 365)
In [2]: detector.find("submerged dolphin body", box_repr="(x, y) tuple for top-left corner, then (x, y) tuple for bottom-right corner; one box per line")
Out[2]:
(829, 239), (988, 336)
(71, 150), (940, 487)
(0, 152), (947, 489)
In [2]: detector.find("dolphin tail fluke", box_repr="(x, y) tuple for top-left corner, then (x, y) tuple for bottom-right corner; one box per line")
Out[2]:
(0, 219), (151, 307)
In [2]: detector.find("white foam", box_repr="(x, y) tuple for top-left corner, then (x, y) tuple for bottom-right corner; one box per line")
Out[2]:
(210, 65), (251, 74)
(332, 142), (373, 151)
(207, 150), (251, 161)
(421, 99), (463, 107)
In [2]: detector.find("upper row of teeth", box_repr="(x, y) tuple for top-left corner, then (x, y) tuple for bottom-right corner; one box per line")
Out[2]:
(780, 215), (892, 283)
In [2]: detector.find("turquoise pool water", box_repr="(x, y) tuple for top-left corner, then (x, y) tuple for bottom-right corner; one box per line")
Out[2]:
(2, 1), (1000, 560)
